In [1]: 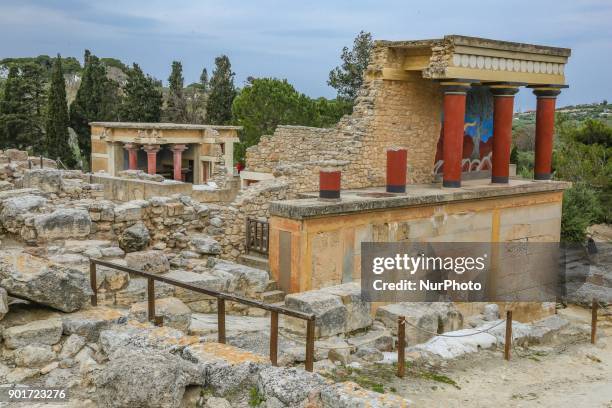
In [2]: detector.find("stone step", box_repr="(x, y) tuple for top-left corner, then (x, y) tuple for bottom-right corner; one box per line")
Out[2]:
(261, 290), (285, 304)
(265, 279), (277, 291)
(238, 253), (270, 271)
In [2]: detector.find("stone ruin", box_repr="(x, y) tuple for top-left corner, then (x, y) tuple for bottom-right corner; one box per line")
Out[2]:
(0, 150), (421, 406)
(0, 35), (607, 407)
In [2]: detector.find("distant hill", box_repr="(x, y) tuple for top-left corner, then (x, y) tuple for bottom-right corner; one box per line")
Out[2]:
(515, 102), (612, 125)
(0, 55), (133, 104)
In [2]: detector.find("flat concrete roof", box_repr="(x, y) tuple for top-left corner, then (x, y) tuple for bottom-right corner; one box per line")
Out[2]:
(90, 122), (242, 131)
(381, 34), (571, 57)
(269, 179), (570, 220)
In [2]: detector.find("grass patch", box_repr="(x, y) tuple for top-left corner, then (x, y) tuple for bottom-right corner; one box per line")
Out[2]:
(418, 372), (461, 389)
(320, 364), (396, 394)
(248, 387), (265, 407)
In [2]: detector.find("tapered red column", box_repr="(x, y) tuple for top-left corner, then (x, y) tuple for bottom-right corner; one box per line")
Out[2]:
(142, 144), (160, 175)
(124, 143), (139, 170)
(441, 82), (471, 188)
(490, 85), (519, 183)
(532, 87), (561, 180)
(170, 144), (188, 181)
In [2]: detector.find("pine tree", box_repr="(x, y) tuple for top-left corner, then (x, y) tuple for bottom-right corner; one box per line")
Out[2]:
(45, 55), (75, 167)
(119, 63), (162, 122)
(70, 50), (119, 166)
(0, 62), (46, 150)
(328, 31), (373, 102)
(206, 55), (237, 125)
(164, 61), (187, 122)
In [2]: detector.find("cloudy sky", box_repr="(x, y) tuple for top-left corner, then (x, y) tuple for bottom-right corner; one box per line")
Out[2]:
(1, 0), (610, 109)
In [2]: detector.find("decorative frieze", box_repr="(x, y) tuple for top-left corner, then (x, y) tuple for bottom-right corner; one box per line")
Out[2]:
(451, 53), (565, 75)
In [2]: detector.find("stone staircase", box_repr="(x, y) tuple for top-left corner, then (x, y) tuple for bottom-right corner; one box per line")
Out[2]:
(238, 253), (269, 271)
(261, 279), (286, 305)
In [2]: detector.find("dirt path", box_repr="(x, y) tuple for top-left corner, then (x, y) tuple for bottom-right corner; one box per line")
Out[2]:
(395, 306), (612, 408)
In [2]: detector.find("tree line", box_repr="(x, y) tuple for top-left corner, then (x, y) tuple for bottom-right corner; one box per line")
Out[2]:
(0, 31), (373, 168)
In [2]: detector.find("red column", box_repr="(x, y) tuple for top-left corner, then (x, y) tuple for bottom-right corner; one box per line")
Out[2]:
(490, 86), (519, 183)
(124, 143), (139, 170)
(170, 144), (188, 181)
(386, 147), (407, 193)
(142, 144), (160, 175)
(533, 88), (561, 180)
(441, 83), (470, 188)
(319, 169), (341, 199)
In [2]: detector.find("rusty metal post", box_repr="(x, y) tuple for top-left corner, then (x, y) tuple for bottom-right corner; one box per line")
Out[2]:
(218, 298), (226, 344)
(245, 219), (250, 254)
(397, 316), (406, 378)
(305, 318), (315, 372)
(40, 155), (43, 168)
(504, 310), (512, 361)
(591, 298), (598, 344)
(28, 160), (32, 170)
(147, 278), (156, 323)
(270, 311), (278, 366)
(89, 261), (97, 306)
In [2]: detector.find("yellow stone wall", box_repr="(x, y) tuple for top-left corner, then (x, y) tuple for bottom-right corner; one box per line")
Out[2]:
(269, 191), (563, 295)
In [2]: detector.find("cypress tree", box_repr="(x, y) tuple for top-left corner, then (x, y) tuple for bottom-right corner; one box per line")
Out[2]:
(119, 63), (162, 122)
(199, 68), (209, 92)
(206, 55), (237, 125)
(70, 50), (119, 167)
(164, 61), (187, 122)
(0, 63), (46, 150)
(45, 55), (75, 167)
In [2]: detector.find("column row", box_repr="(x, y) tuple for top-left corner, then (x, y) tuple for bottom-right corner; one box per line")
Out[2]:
(123, 143), (187, 181)
(440, 82), (565, 188)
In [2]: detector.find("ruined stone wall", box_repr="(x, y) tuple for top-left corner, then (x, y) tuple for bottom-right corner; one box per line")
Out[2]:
(210, 179), (292, 260)
(0, 149), (57, 186)
(245, 41), (443, 193)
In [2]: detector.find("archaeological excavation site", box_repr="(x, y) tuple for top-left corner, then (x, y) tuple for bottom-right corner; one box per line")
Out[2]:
(0, 35), (609, 408)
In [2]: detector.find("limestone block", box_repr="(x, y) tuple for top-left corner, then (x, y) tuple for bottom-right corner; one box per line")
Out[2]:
(376, 302), (463, 344)
(189, 234), (221, 255)
(163, 270), (224, 303)
(33, 209), (91, 240)
(14, 345), (56, 367)
(62, 307), (128, 341)
(0, 287), (8, 320)
(59, 334), (86, 359)
(129, 297), (191, 331)
(3, 319), (63, 349)
(0, 194), (46, 232)
(94, 347), (204, 408)
(0, 252), (91, 312)
(125, 250), (170, 274)
(114, 202), (143, 222)
(114, 278), (175, 307)
(210, 260), (269, 295)
(284, 291), (347, 338)
(320, 282), (372, 332)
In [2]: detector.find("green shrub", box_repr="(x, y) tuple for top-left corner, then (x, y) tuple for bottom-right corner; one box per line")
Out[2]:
(561, 183), (603, 242)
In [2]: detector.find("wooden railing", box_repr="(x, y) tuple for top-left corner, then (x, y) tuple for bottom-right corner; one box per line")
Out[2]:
(89, 259), (316, 371)
(246, 218), (269, 255)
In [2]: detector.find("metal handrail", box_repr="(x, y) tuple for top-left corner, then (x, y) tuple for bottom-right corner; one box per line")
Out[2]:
(89, 258), (316, 371)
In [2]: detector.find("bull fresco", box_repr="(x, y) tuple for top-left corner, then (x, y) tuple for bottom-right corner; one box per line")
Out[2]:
(434, 86), (494, 174)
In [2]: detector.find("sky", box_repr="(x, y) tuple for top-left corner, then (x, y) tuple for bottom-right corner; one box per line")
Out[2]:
(0, 0), (610, 110)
